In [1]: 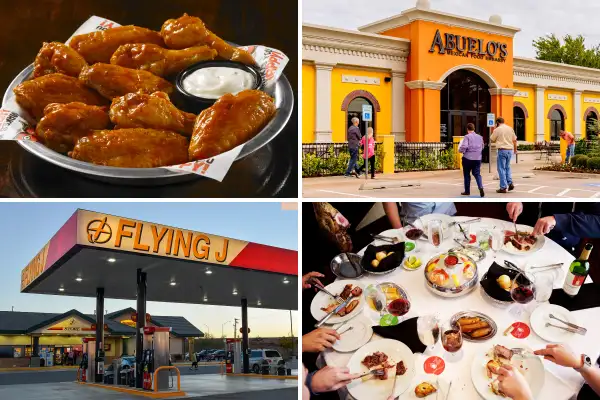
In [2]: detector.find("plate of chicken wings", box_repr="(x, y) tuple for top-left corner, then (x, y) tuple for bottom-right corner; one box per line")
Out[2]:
(2, 15), (293, 184)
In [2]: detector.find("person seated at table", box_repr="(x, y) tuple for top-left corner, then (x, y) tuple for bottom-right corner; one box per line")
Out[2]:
(302, 271), (342, 353)
(497, 344), (600, 400)
(383, 202), (457, 228)
(303, 365), (360, 399)
(506, 202), (600, 254)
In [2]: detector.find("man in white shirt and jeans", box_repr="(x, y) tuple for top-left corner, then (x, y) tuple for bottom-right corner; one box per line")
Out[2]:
(490, 117), (518, 194)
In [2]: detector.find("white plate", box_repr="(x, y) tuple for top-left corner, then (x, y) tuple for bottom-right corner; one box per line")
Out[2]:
(530, 304), (578, 343)
(346, 338), (415, 400)
(405, 375), (449, 400)
(502, 224), (546, 255)
(310, 280), (364, 325)
(332, 316), (373, 353)
(471, 339), (545, 400)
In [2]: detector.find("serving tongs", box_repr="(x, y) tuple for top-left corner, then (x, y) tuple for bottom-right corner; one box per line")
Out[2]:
(370, 233), (397, 244)
(529, 263), (563, 271)
(549, 313), (587, 335)
(448, 218), (481, 227)
(315, 295), (355, 328)
(309, 278), (344, 304)
(503, 260), (523, 273)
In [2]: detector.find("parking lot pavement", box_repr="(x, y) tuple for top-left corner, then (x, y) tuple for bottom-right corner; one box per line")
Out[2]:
(303, 170), (600, 198)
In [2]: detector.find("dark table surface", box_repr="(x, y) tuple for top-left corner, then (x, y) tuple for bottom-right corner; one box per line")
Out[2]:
(0, 0), (298, 198)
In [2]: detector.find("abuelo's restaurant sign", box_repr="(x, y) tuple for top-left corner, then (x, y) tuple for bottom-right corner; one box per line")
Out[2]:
(78, 210), (248, 265)
(429, 29), (508, 63)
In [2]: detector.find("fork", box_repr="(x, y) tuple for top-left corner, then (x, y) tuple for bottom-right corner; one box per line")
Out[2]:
(549, 314), (587, 334)
(510, 348), (536, 357)
(355, 369), (386, 380)
(339, 326), (354, 335)
(310, 279), (344, 303)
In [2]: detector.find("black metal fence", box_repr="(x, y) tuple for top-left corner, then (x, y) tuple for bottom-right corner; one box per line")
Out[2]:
(394, 142), (459, 172)
(301, 142), (382, 177)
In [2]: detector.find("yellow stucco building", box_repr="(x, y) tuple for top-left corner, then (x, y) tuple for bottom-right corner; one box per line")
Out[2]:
(302, 0), (600, 145)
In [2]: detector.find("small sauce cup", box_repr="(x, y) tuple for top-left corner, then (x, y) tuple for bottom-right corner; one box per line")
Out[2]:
(175, 60), (263, 113)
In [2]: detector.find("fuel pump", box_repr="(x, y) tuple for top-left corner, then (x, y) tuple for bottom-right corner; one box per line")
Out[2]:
(225, 339), (241, 374)
(142, 327), (171, 391)
(81, 338), (96, 383)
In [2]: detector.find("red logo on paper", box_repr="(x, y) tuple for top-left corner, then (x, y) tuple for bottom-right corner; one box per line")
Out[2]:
(423, 356), (445, 375)
(572, 275), (585, 287)
(510, 322), (530, 339)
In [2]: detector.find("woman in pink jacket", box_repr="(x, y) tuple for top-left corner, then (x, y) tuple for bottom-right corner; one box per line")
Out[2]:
(357, 128), (376, 179)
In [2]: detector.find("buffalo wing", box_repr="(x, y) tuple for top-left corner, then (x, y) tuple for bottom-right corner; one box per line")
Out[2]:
(79, 63), (173, 100)
(109, 91), (196, 136)
(189, 89), (276, 160)
(69, 25), (164, 64)
(33, 42), (88, 78)
(161, 14), (254, 64)
(110, 43), (217, 77)
(13, 73), (107, 120)
(36, 102), (110, 153)
(70, 128), (189, 168)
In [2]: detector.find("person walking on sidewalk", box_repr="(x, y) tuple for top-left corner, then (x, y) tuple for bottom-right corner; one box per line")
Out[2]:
(490, 117), (517, 194)
(344, 117), (361, 177)
(190, 351), (198, 370)
(458, 123), (485, 197)
(357, 127), (376, 179)
(560, 130), (576, 164)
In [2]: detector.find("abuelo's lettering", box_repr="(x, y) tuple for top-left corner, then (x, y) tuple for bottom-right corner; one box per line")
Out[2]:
(429, 29), (508, 62)
(105, 218), (229, 262)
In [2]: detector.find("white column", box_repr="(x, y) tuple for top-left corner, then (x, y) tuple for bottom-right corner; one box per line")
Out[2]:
(314, 63), (334, 142)
(535, 86), (547, 142)
(391, 71), (406, 142)
(573, 90), (582, 139)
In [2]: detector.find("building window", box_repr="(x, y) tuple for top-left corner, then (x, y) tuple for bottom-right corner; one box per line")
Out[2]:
(347, 97), (375, 137)
(440, 70), (491, 143)
(550, 109), (564, 141)
(513, 107), (526, 141)
(586, 112), (598, 137)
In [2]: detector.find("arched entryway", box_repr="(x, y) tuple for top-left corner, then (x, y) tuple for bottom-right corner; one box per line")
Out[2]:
(548, 105), (567, 141)
(584, 106), (599, 137)
(513, 102), (527, 141)
(440, 69), (491, 142)
(341, 90), (381, 138)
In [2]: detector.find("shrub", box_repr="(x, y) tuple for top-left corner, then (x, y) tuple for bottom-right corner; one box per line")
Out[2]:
(517, 144), (534, 151)
(575, 155), (589, 168)
(569, 154), (582, 165)
(587, 157), (600, 170)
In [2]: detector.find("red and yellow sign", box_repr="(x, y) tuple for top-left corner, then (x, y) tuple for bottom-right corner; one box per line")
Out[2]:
(20, 242), (50, 291)
(78, 210), (247, 265)
(131, 313), (151, 323)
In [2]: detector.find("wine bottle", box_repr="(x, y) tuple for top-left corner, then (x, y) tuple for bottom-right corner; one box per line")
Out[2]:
(563, 243), (593, 297)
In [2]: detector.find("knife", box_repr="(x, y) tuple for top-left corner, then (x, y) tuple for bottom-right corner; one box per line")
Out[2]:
(389, 365), (398, 400)
(315, 295), (354, 327)
(549, 314), (587, 334)
(448, 218), (481, 227)
(310, 279), (344, 304)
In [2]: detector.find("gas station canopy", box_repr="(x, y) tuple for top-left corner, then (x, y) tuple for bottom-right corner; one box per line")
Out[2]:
(20, 210), (298, 310)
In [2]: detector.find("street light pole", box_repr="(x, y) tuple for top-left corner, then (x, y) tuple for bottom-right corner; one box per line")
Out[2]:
(233, 318), (240, 339)
(221, 321), (231, 338)
(202, 324), (210, 338)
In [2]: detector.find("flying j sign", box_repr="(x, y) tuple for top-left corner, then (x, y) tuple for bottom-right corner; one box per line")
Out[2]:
(21, 209), (297, 292)
(429, 29), (508, 63)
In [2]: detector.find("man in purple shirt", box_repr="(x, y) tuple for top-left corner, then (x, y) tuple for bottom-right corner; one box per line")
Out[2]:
(458, 123), (485, 197)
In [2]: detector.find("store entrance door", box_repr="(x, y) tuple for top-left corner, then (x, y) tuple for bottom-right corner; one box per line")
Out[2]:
(448, 111), (477, 138)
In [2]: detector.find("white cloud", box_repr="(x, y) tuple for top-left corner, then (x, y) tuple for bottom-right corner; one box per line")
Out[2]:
(302, 0), (600, 58)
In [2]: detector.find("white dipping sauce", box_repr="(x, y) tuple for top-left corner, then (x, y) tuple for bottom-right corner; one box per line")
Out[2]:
(183, 67), (255, 99)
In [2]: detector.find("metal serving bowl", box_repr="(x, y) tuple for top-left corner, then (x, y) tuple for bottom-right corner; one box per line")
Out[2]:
(450, 311), (497, 342)
(330, 253), (364, 279)
(2, 63), (294, 185)
(424, 252), (479, 298)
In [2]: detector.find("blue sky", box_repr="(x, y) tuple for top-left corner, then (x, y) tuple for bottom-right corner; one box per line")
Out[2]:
(0, 202), (298, 338)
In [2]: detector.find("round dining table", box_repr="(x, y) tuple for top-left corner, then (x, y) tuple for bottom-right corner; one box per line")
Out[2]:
(318, 216), (600, 400)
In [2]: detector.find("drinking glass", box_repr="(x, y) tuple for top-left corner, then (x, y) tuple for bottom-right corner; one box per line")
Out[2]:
(441, 320), (463, 362)
(364, 285), (387, 316)
(417, 314), (440, 354)
(428, 219), (443, 248)
(533, 271), (553, 303)
(510, 271), (536, 317)
(403, 224), (423, 254)
(477, 225), (491, 251)
(490, 230), (504, 258)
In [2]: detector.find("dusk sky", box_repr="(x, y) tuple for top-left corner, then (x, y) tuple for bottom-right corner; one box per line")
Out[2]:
(0, 202), (298, 338)
(303, 0), (600, 58)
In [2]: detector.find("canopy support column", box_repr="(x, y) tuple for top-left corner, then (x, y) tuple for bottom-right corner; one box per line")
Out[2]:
(241, 297), (249, 373)
(95, 287), (104, 383)
(135, 269), (147, 388)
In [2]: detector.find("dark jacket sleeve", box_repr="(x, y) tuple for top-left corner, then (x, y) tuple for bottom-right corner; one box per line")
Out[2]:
(554, 203), (600, 239)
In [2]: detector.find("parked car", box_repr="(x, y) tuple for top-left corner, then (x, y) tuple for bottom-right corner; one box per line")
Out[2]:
(249, 349), (283, 373)
(207, 349), (226, 361)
